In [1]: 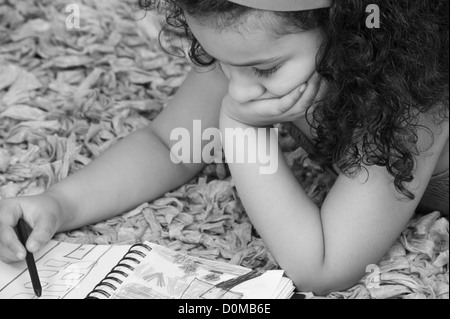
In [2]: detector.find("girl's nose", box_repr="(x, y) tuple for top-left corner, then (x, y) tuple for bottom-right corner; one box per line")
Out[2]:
(222, 65), (265, 104)
(228, 77), (265, 104)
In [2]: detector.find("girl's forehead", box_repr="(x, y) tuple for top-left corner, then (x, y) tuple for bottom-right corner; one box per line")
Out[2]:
(185, 12), (299, 47)
(185, 13), (321, 63)
(184, 10), (290, 38)
(186, 15), (283, 59)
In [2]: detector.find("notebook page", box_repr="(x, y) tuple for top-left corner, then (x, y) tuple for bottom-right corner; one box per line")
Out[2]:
(233, 270), (285, 299)
(0, 240), (130, 299)
(90, 241), (285, 299)
(271, 277), (295, 299)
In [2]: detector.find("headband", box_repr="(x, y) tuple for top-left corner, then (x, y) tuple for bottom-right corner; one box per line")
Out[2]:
(227, 0), (332, 12)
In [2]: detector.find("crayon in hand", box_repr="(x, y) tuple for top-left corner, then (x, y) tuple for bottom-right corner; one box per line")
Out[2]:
(16, 218), (42, 298)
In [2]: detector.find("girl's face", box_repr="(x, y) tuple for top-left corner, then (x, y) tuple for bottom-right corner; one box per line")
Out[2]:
(185, 13), (324, 104)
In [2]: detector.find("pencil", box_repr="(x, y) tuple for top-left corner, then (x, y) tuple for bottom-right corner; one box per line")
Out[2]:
(16, 218), (42, 298)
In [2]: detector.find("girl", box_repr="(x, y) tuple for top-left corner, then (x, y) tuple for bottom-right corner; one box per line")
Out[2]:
(0, 0), (448, 295)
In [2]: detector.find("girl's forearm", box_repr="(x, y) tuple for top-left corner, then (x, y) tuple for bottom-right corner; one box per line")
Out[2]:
(220, 111), (431, 295)
(46, 126), (201, 232)
(220, 114), (331, 291)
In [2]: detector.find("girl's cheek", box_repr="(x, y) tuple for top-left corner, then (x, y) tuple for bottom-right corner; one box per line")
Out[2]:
(266, 62), (316, 97)
(265, 70), (304, 97)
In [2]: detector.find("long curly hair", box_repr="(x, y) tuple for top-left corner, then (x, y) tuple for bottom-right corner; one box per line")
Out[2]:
(139, 0), (449, 200)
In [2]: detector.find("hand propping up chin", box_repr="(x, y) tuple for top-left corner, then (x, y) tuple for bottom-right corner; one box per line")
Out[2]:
(221, 72), (327, 127)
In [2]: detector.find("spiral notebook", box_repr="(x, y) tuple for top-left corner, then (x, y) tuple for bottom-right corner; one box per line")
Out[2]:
(0, 240), (295, 299)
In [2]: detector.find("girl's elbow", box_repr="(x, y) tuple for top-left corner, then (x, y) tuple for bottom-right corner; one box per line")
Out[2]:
(291, 270), (361, 297)
(293, 281), (341, 297)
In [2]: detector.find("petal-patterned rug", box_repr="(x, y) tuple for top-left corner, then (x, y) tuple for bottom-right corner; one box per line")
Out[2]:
(0, 0), (448, 299)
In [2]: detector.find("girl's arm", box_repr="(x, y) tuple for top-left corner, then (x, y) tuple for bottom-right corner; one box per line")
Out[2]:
(49, 67), (228, 231)
(220, 109), (449, 295)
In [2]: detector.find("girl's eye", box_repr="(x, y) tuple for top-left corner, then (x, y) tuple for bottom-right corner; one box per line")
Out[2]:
(252, 65), (280, 78)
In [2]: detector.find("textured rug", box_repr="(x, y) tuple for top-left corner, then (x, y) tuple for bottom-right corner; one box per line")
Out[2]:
(0, 0), (448, 299)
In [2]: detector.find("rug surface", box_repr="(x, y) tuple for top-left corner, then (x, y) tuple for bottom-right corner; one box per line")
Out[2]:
(0, 0), (448, 299)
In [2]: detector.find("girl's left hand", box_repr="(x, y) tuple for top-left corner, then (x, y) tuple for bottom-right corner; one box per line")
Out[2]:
(221, 72), (327, 127)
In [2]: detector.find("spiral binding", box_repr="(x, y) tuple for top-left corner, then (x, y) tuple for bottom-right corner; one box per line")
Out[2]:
(85, 243), (152, 299)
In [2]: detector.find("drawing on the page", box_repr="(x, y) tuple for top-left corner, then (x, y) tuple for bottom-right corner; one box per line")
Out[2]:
(105, 245), (259, 299)
(111, 283), (169, 299)
(1, 242), (112, 299)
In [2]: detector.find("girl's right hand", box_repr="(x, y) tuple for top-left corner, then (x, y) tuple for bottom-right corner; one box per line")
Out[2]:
(221, 72), (328, 127)
(0, 193), (64, 263)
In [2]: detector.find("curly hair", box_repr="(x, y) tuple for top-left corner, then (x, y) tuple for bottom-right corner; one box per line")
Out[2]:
(139, 0), (449, 200)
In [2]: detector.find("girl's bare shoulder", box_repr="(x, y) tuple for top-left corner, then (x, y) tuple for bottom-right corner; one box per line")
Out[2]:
(419, 114), (449, 175)
(150, 66), (228, 145)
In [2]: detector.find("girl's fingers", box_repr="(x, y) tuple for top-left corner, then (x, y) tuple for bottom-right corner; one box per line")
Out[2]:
(277, 84), (308, 114)
(222, 72), (324, 125)
(250, 86), (305, 118)
(26, 212), (59, 253)
(280, 72), (323, 120)
(296, 72), (322, 109)
(253, 72), (322, 118)
(0, 225), (27, 262)
(0, 202), (26, 262)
